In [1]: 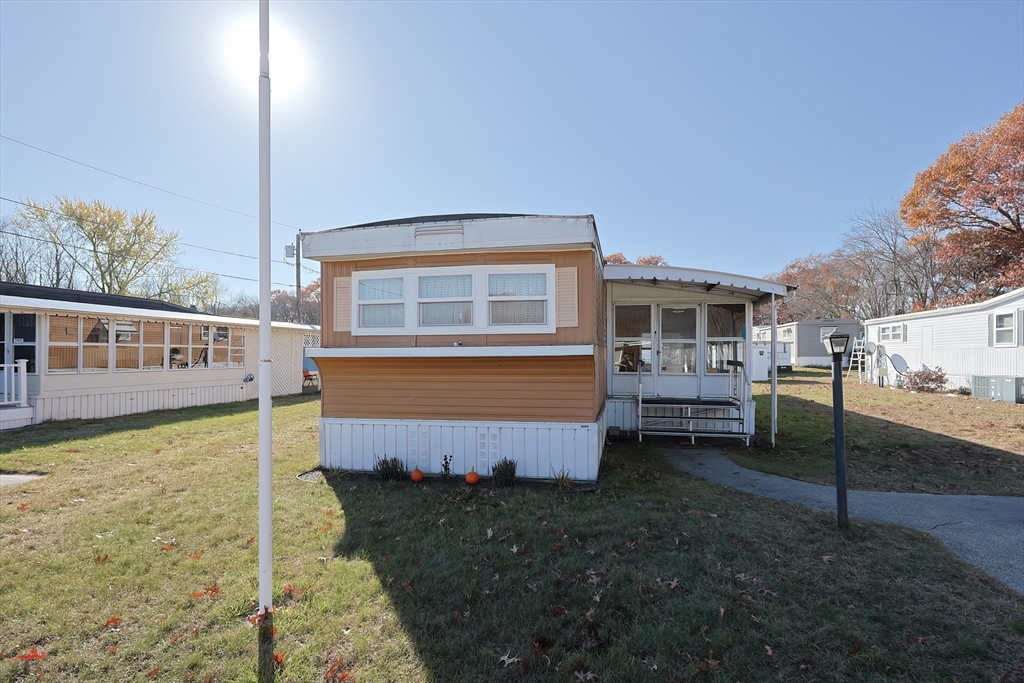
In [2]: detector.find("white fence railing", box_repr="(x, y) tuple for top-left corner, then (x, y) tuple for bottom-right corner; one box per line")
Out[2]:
(0, 360), (29, 407)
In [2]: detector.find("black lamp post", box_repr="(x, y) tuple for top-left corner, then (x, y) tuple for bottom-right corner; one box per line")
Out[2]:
(826, 333), (850, 529)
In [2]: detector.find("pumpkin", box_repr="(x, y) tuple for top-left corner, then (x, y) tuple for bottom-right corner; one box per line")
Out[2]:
(465, 470), (480, 485)
(410, 468), (425, 483)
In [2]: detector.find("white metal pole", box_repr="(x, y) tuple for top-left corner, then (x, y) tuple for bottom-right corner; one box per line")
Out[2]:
(770, 293), (777, 447)
(257, 0), (273, 626)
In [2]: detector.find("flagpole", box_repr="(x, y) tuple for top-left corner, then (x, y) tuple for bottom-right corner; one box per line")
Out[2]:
(257, 0), (275, 679)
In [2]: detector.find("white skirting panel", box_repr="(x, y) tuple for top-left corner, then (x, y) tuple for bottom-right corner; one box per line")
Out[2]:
(0, 406), (34, 431)
(32, 383), (249, 423)
(607, 397), (638, 431)
(320, 412), (607, 482)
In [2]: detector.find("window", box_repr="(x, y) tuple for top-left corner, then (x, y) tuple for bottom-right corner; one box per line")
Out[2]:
(229, 328), (245, 367)
(819, 326), (837, 343)
(706, 304), (746, 374)
(358, 277), (404, 328)
(168, 323), (190, 369)
(191, 326), (209, 368)
(419, 274), (473, 326)
(350, 265), (556, 335)
(879, 324), (903, 343)
(210, 326), (230, 367)
(613, 305), (652, 373)
(994, 312), (1016, 346)
(660, 307), (697, 374)
(48, 315), (79, 372)
(488, 273), (547, 325)
(115, 319), (141, 370)
(82, 317), (109, 372)
(143, 322), (165, 370)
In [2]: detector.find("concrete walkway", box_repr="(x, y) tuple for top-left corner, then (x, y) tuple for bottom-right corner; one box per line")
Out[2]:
(0, 473), (43, 487)
(664, 448), (1024, 594)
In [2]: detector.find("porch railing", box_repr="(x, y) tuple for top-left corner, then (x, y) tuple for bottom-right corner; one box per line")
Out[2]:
(0, 360), (29, 407)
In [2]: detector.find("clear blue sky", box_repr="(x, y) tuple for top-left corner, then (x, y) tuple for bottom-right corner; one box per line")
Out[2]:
(1, 1), (1021, 296)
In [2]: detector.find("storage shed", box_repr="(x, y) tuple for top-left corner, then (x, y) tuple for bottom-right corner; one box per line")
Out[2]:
(0, 282), (318, 430)
(863, 287), (1024, 392)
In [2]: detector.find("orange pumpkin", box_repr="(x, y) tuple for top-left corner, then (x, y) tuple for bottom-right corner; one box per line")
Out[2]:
(410, 468), (425, 483)
(465, 470), (480, 485)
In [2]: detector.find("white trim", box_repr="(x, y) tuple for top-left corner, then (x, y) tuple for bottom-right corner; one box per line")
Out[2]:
(0, 295), (318, 331)
(306, 344), (595, 359)
(993, 308), (1018, 347)
(350, 264), (557, 336)
(864, 287), (1024, 325)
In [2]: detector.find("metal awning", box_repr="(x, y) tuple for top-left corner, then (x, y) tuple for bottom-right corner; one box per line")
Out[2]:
(603, 264), (795, 304)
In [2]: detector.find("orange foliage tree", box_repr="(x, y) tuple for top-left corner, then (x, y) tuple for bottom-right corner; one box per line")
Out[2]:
(900, 103), (1023, 236)
(603, 253), (669, 265)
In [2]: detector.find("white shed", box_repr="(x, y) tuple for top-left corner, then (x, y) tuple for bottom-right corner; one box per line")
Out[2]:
(0, 282), (319, 430)
(863, 288), (1024, 392)
(753, 318), (863, 367)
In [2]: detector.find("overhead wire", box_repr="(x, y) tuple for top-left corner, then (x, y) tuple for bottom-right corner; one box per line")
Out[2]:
(0, 196), (319, 275)
(0, 136), (319, 275)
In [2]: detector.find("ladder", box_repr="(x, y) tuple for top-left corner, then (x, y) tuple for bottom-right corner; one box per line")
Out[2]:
(847, 338), (867, 382)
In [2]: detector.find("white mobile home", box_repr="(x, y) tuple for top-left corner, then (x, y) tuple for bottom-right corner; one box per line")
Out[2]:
(753, 318), (862, 367)
(863, 288), (1024, 392)
(0, 282), (318, 430)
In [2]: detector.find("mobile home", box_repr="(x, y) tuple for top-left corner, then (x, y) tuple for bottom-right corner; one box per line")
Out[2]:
(302, 214), (795, 481)
(0, 282), (318, 430)
(753, 318), (862, 367)
(863, 288), (1024, 393)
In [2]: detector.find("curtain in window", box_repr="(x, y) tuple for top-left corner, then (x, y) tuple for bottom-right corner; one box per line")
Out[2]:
(359, 303), (405, 327)
(490, 300), (545, 325)
(420, 302), (472, 326)
(488, 273), (546, 297)
(419, 274), (472, 299)
(48, 346), (77, 371)
(359, 277), (404, 301)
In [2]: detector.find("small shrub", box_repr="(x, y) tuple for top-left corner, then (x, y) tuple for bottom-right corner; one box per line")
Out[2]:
(441, 455), (453, 483)
(492, 458), (517, 488)
(373, 456), (407, 483)
(956, 386), (972, 396)
(902, 367), (948, 393)
(551, 467), (574, 490)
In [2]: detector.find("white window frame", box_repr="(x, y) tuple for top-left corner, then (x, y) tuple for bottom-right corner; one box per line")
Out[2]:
(350, 264), (557, 336)
(993, 309), (1017, 347)
(879, 324), (903, 343)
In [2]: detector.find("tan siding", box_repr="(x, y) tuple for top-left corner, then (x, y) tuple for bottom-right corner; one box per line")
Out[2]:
(317, 356), (597, 422)
(594, 252), (608, 414)
(320, 250), (598, 348)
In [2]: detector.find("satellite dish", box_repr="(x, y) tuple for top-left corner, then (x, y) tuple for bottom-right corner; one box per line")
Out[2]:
(890, 354), (909, 374)
(865, 341), (877, 354)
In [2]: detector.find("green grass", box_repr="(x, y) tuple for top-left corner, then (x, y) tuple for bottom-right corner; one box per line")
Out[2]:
(2, 396), (1023, 681)
(729, 369), (1024, 496)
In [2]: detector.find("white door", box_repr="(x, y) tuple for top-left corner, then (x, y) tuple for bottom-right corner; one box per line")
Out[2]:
(656, 305), (699, 397)
(921, 326), (933, 368)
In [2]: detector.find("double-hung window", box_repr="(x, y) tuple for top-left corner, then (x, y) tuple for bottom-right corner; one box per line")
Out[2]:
(48, 315), (79, 373)
(82, 318), (109, 372)
(994, 312), (1017, 346)
(358, 277), (405, 328)
(419, 274), (473, 326)
(706, 304), (746, 374)
(349, 265), (556, 335)
(879, 325), (903, 343)
(115, 319), (141, 370)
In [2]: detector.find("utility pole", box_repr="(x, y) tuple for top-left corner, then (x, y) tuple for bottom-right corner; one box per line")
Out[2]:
(295, 233), (301, 323)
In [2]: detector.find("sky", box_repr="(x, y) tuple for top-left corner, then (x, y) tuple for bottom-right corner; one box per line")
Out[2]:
(1, 0), (1022, 297)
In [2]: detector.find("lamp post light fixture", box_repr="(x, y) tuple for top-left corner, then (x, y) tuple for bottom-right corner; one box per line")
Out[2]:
(826, 333), (851, 529)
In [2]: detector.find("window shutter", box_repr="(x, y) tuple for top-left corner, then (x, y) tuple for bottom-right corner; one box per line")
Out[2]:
(555, 267), (579, 328)
(987, 313), (994, 347)
(333, 277), (352, 333)
(1018, 309), (1023, 346)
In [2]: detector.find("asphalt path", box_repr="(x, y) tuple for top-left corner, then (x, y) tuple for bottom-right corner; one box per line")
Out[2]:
(664, 448), (1024, 594)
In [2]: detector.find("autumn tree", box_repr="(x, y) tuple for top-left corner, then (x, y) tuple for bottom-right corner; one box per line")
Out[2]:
(604, 253), (669, 265)
(901, 103), (1023, 236)
(4, 196), (220, 307)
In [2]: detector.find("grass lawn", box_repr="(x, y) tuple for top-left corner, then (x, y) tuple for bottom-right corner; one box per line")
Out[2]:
(727, 369), (1024, 497)
(2, 395), (1023, 681)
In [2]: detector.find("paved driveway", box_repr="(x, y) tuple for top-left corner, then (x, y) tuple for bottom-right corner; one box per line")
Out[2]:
(665, 448), (1024, 594)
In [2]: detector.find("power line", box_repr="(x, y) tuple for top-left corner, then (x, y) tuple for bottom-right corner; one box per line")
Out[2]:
(0, 133), (305, 231)
(0, 195), (318, 276)
(0, 226), (296, 288)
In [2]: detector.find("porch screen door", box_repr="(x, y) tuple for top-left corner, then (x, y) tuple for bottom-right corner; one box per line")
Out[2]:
(657, 306), (699, 397)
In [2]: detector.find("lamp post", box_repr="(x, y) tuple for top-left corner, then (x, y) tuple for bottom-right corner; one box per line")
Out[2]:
(826, 333), (850, 530)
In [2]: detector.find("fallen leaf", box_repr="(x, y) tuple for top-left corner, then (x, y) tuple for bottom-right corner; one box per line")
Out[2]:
(246, 536), (256, 545)
(161, 544), (175, 552)
(102, 617), (121, 629)
(498, 650), (520, 667)
(667, 578), (681, 590)
(16, 503), (27, 512)
(764, 645), (774, 657)
(758, 587), (779, 598)
(190, 591), (205, 599)
(187, 551), (202, 561)
(14, 647), (46, 662)
(551, 606), (567, 616)
(822, 555), (835, 565)
(203, 585), (221, 597)
(553, 543), (564, 552)
(95, 554), (110, 564)
(107, 645), (119, 652)
(147, 668), (159, 677)
(272, 652), (285, 666)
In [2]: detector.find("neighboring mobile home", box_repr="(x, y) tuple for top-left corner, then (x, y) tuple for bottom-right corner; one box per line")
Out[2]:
(863, 288), (1024, 393)
(302, 214), (795, 482)
(0, 282), (318, 430)
(753, 318), (862, 367)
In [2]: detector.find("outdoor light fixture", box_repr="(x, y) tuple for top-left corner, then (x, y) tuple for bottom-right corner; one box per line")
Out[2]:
(826, 332), (850, 356)
(827, 333), (850, 529)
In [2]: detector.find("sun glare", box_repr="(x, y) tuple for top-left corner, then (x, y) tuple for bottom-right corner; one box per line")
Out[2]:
(223, 17), (308, 99)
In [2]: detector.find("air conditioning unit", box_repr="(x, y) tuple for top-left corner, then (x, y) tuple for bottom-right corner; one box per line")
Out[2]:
(971, 376), (1024, 403)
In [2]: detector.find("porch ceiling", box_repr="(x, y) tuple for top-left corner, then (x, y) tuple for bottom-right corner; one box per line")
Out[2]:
(603, 264), (795, 304)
